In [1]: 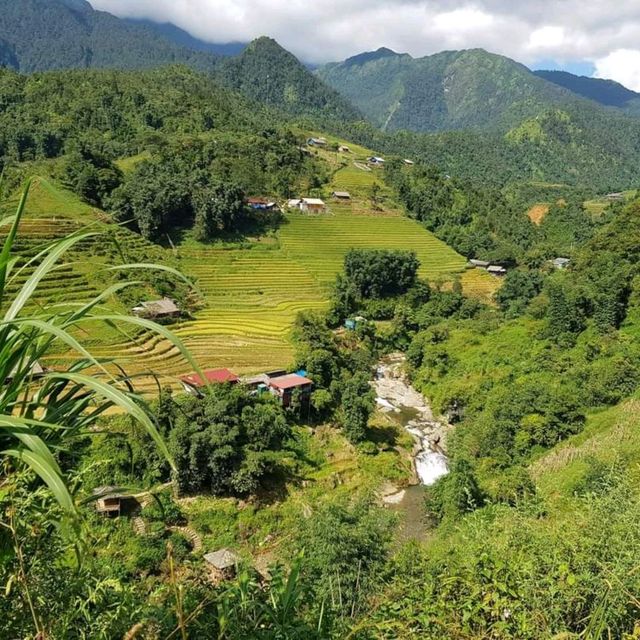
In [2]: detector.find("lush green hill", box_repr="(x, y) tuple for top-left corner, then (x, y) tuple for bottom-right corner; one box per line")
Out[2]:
(0, 0), (219, 72)
(216, 37), (362, 122)
(339, 99), (640, 190)
(318, 48), (587, 132)
(535, 69), (640, 115)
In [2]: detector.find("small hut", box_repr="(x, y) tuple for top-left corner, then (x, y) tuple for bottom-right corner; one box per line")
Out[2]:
(338, 145), (351, 153)
(5, 360), (46, 384)
(246, 197), (276, 211)
(487, 265), (507, 277)
(299, 198), (326, 213)
(403, 159), (415, 166)
(469, 259), (490, 269)
(132, 297), (180, 320)
(204, 548), (241, 582)
(332, 191), (351, 201)
(552, 257), (571, 270)
(93, 486), (138, 517)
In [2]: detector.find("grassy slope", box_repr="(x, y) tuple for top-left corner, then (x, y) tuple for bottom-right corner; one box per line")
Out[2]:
(6, 135), (490, 393)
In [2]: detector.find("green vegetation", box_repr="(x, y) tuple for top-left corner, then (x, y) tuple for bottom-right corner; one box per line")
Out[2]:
(216, 37), (362, 123)
(6, 24), (640, 640)
(318, 48), (581, 132)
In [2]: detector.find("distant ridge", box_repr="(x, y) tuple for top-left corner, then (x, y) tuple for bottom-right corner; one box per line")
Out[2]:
(343, 47), (409, 67)
(534, 69), (640, 115)
(126, 18), (246, 57)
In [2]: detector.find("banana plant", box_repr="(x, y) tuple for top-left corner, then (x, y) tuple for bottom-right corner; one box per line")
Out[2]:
(0, 180), (202, 521)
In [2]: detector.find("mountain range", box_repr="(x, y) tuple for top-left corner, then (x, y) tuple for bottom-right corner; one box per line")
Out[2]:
(3, 0), (640, 190)
(316, 47), (640, 132)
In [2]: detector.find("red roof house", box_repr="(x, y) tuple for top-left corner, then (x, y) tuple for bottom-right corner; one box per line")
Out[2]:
(268, 374), (313, 408)
(180, 368), (239, 395)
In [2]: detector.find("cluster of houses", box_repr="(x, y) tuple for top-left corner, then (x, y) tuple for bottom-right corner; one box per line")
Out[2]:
(179, 367), (313, 409)
(468, 256), (571, 278)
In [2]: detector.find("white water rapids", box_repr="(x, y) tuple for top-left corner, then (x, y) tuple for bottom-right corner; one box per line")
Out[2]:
(374, 356), (450, 486)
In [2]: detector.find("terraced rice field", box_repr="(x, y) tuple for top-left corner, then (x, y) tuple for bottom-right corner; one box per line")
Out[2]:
(88, 211), (468, 391)
(9, 160), (476, 394)
(459, 268), (501, 304)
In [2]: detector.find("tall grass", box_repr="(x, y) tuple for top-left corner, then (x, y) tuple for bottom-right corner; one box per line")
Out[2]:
(0, 180), (200, 520)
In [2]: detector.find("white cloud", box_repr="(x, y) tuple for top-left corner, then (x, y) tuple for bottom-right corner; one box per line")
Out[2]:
(527, 26), (565, 51)
(594, 49), (640, 91)
(87, 0), (640, 86)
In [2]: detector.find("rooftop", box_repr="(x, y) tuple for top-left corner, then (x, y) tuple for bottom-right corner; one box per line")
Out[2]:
(301, 198), (326, 205)
(181, 368), (239, 387)
(204, 548), (241, 570)
(136, 297), (180, 315)
(269, 373), (313, 390)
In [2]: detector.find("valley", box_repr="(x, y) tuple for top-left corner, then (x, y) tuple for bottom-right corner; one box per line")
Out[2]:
(3, 5), (640, 639)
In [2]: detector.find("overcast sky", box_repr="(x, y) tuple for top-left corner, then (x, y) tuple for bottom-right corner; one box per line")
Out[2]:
(90, 0), (640, 90)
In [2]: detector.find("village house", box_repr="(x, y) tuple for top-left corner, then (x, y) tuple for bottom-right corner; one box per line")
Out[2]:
(93, 486), (139, 518)
(246, 197), (276, 211)
(287, 198), (302, 209)
(338, 145), (351, 153)
(403, 159), (415, 166)
(332, 191), (351, 201)
(5, 360), (46, 384)
(552, 257), (571, 270)
(132, 297), (180, 321)
(180, 368), (240, 396)
(204, 548), (241, 583)
(487, 265), (507, 277)
(268, 373), (313, 408)
(469, 259), (490, 269)
(299, 198), (326, 213)
(307, 137), (327, 147)
(605, 192), (624, 201)
(368, 156), (385, 166)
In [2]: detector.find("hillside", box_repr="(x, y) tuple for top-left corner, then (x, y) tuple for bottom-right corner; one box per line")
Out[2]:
(535, 69), (640, 115)
(0, 0), (221, 72)
(318, 48), (588, 132)
(126, 18), (246, 56)
(215, 37), (362, 122)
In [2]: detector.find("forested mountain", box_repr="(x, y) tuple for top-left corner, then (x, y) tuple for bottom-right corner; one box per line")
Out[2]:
(0, 0), (220, 72)
(317, 48), (589, 132)
(535, 69), (640, 115)
(126, 18), (246, 57)
(215, 37), (362, 122)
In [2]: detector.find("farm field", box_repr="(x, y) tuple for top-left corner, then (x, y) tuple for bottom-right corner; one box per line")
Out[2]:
(6, 142), (492, 393)
(104, 210), (470, 392)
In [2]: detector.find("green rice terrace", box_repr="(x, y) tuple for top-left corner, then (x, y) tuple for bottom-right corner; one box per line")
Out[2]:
(4, 142), (495, 394)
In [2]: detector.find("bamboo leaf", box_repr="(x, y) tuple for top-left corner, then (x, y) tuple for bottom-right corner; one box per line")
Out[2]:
(4, 231), (99, 322)
(2, 448), (75, 513)
(48, 372), (175, 471)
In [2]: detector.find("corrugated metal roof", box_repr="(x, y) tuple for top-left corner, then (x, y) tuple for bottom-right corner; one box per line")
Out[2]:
(204, 548), (241, 569)
(301, 198), (325, 206)
(269, 373), (313, 390)
(181, 368), (239, 387)
(139, 297), (179, 315)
